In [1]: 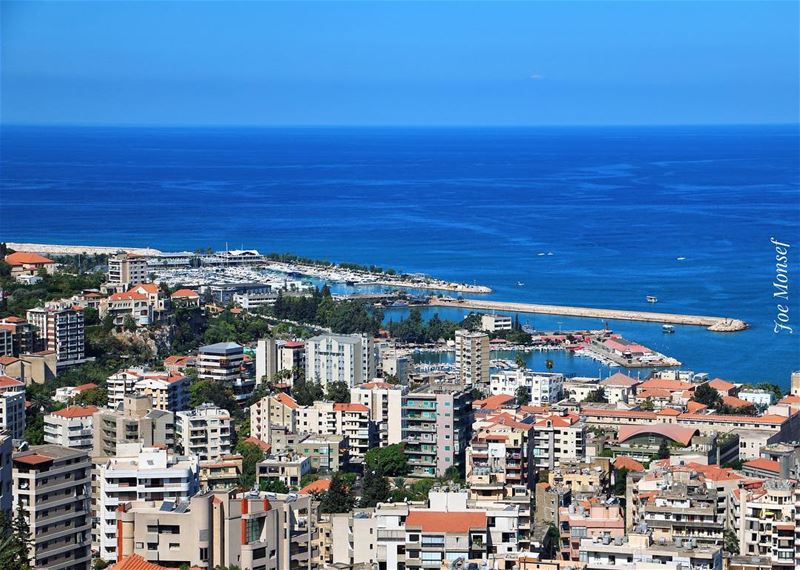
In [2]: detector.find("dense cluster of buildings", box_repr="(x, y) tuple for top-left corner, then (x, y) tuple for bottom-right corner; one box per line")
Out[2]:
(2, 250), (800, 570)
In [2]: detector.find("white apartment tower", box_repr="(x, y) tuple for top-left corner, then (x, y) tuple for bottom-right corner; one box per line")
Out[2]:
(305, 334), (365, 388)
(107, 252), (148, 291)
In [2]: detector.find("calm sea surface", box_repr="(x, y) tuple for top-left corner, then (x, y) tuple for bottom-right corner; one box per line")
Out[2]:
(1, 125), (798, 385)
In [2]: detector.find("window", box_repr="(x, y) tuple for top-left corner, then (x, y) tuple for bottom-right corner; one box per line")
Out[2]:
(200, 547), (209, 561)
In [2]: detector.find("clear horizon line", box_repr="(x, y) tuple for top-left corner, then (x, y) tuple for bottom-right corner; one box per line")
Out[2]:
(2, 121), (798, 130)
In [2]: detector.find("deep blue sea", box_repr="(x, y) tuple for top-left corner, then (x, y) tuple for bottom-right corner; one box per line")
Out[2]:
(1, 125), (798, 386)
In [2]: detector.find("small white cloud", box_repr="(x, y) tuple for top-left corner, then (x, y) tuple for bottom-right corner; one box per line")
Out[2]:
(530, 74), (544, 80)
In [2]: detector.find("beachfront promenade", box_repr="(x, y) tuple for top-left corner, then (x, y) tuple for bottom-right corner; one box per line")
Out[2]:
(430, 297), (747, 332)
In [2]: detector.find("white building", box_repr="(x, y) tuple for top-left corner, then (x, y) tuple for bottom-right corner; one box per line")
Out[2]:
(454, 329), (490, 386)
(278, 340), (305, 382)
(490, 369), (564, 405)
(95, 443), (199, 562)
(0, 375), (25, 439)
(380, 350), (412, 384)
(305, 334), (365, 388)
(481, 313), (513, 332)
(107, 368), (189, 412)
(737, 388), (776, 407)
(43, 405), (97, 450)
(176, 403), (233, 461)
(295, 400), (376, 461)
(350, 381), (406, 446)
(26, 301), (86, 368)
(197, 341), (244, 383)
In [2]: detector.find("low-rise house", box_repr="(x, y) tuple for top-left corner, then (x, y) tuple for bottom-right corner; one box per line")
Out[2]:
(257, 454), (311, 488)
(579, 530), (723, 570)
(53, 382), (98, 403)
(559, 503), (625, 561)
(107, 367), (189, 412)
(4, 251), (56, 277)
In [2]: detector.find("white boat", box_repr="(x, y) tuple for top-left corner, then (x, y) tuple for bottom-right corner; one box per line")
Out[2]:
(662, 324), (675, 333)
(676, 257), (686, 261)
(646, 296), (658, 303)
(517, 281), (524, 287)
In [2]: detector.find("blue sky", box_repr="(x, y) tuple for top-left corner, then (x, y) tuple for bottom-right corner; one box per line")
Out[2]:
(1, 1), (797, 126)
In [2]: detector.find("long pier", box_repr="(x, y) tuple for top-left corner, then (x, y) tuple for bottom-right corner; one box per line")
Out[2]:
(429, 297), (747, 332)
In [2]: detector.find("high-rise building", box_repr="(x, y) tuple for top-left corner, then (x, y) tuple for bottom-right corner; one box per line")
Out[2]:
(402, 384), (473, 478)
(0, 434), (12, 515)
(0, 316), (37, 356)
(13, 445), (92, 570)
(107, 252), (148, 291)
(350, 381), (406, 446)
(305, 334), (365, 388)
(197, 341), (244, 383)
(0, 375), (26, 439)
(278, 340), (305, 381)
(454, 329), (490, 386)
(256, 337), (278, 385)
(26, 301), (86, 369)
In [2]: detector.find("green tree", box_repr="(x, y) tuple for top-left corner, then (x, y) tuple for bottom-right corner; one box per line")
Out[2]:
(259, 479), (290, 494)
(514, 353), (526, 369)
(189, 379), (240, 416)
(235, 441), (266, 489)
(74, 386), (107, 407)
(319, 472), (355, 514)
(723, 529), (740, 555)
(657, 439), (671, 459)
(325, 381), (351, 404)
(360, 467), (391, 508)
(545, 359), (554, 370)
(515, 385), (531, 406)
(364, 444), (408, 476)
(613, 467), (629, 497)
(584, 388), (607, 403)
(640, 397), (655, 411)
(123, 315), (137, 332)
(692, 383), (722, 408)
(0, 506), (33, 570)
(292, 378), (324, 406)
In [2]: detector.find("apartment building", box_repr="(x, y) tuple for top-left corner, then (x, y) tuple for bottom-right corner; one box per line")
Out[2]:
(107, 368), (188, 412)
(466, 419), (534, 501)
(196, 341), (244, 383)
(107, 252), (149, 291)
(480, 313), (513, 332)
(199, 455), (242, 490)
(454, 329), (490, 386)
(27, 301), (86, 368)
(92, 395), (176, 459)
(292, 434), (348, 472)
(0, 327), (12, 357)
(735, 479), (796, 569)
(579, 530), (723, 570)
(295, 400), (376, 461)
(350, 381), (406, 446)
(250, 391), (299, 443)
(116, 489), (315, 569)
(490, 369), (564, 405)
(95, 444), (199, 562)
(53, 382), (98, 404)
(44, 405), (97, 450)
(559, 503), (625, 561)
(532, 413), (586, 471)
(257, 454), (311, 488)
(176, 403), (233, 461)
(403, 384), (473, 478)
(255, 337), (278, 385)
(0, 315), (38, 356)
(380, 350), (412, 384)
(0, 375), (26, 439)
(13, 445), (92, 570)
(305, 334), (365, 388)
(0, 433), (12, 514)
(278, 340), (305, 379)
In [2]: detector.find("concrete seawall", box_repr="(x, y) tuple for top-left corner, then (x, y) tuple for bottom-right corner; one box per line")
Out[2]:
(429, 297), (747, 332)
(6, 242), (162, 256)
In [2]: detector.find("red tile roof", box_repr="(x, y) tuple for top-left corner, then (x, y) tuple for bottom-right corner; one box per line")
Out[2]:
(274, 392), (298, 409)
(708, 378), (736, 392)
(13, 453), (53, 466)
(299, 478), (331, 495)
(722, 395), (754, 409)
(0, 356), (20, 366)
(74, 383), (98, 392)
(473, 393), (515, 410)
(171, 288), (199, 299)
(109, 290), (148, 301)
(618, 424), (698, 446)
(111, 554), (203, 570)
(0, 316), (26, 323)
(613, 456), (645, 472)
(743, 458), (782, 473)
(600, 372), (640, 387)
(656, 407), (682, 416)
(334, 403), (369, 413)
(638, 379), (693, 392)
(360, 381), (396, 390)
(0, 375), (24, 388)
(282, 340), (305, 348)
(686, 401), (708, 413)
(405, 511), (487, 533)
(52, 405), (98, 418)
(243, 437), (271, 452)
(4, 252), (55, 266)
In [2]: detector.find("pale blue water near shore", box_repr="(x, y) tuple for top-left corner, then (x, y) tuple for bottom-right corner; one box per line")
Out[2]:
(1, 125), (798, 386)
